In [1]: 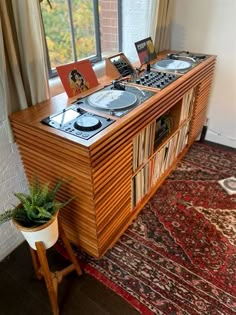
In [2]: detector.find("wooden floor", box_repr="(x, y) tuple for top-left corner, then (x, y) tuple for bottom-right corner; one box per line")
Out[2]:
(0, 242), (139, 315)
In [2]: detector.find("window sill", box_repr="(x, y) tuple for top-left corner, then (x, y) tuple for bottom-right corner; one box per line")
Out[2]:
(49, 60), (105, 98)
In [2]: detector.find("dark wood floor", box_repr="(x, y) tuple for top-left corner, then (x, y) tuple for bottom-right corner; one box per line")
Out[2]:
(0, 241), (139, 315)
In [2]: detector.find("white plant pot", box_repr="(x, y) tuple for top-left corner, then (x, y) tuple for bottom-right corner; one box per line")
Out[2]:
(13, 214), (59, 250)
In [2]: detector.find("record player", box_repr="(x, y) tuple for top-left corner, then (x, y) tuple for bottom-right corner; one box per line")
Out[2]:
(74, 81), (156, 118)
(152, 51), (209, 73)
(41, 81), (156, 140)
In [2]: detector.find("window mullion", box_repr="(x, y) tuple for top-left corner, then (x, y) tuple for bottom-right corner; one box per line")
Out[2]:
(67, 0), (77, 61)
(118, 0), (122, 52)
(93, 0), (101, 60)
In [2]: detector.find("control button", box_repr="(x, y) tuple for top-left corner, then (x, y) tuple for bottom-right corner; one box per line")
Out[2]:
(81, 133), (89, 138)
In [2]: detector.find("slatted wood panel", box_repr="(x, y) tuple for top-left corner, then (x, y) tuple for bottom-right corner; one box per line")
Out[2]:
(10, 52), (216, 258)
(188, 68), (215, 144)
(10, 120), (102, 256)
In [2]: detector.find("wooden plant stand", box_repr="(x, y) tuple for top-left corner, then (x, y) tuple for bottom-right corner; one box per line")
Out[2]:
(29, 221), (82, 315)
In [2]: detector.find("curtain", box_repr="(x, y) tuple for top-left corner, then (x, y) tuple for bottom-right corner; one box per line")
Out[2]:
(0, 0), (49, 141)
(151, 0), (174, 53)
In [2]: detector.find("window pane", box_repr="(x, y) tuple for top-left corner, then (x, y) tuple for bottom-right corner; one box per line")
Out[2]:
(71, 0), (97, 59)
(41, 0), (74, 69)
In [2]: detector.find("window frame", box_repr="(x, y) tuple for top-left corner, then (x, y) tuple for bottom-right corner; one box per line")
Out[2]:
(41, 0), (122, 78)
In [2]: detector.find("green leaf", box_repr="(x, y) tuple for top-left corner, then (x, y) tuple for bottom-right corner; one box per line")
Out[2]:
(0, 177), (74, 228)
(0, 209), (15, 225)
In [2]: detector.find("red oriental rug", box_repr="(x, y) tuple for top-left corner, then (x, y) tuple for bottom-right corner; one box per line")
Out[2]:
(59, 142), (236, 314)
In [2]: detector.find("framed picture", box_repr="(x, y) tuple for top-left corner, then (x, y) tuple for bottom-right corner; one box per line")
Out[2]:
(134, 37), (157, 64)
(56, 59), (99, 98)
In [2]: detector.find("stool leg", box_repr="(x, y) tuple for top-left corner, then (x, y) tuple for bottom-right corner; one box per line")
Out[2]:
(35, 241), (59, 315)
(58, 221), (82, 276)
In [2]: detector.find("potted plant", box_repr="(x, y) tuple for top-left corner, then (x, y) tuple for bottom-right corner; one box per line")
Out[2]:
(0, 178), (73, 250)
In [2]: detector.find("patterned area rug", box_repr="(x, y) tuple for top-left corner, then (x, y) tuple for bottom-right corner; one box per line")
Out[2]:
(60, 142), (236, 314)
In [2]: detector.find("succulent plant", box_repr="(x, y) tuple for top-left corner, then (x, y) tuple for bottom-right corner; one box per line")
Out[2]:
(0, 178), (73, 228)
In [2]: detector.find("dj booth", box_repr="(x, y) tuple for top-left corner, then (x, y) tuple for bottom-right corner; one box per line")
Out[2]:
(10, 50), (216, 258)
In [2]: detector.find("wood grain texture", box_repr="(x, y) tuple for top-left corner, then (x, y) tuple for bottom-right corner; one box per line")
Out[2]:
(10, 51), (216, 258)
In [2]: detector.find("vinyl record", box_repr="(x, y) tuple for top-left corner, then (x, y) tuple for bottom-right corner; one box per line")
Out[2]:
(87, 90), (138, 110)
(152, 59), (192, 71)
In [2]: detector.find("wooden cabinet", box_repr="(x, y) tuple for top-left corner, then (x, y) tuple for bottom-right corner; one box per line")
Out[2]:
(10, 52), (216, 258)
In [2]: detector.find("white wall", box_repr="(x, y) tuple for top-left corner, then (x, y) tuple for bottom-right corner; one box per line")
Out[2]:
(170, 0), (236, 148)
(122, 0), (152, 62)
(0, 122), (27, 261)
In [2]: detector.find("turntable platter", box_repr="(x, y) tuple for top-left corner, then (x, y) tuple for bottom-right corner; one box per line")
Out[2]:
(87, 90), (138, 110)
(152, 59), (192, 71)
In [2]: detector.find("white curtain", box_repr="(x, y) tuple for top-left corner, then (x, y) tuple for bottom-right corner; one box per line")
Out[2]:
(0, 0), (49, 141)
(150, 0), (174, 53)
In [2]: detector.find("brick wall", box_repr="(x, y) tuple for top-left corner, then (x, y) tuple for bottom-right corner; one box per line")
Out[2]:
(100, 0), (118, 56)
(0, 122), (27, 261)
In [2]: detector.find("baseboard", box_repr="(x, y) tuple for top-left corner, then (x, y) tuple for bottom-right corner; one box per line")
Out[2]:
(198, 139), (236, 152)
(205, 132), (236, 150)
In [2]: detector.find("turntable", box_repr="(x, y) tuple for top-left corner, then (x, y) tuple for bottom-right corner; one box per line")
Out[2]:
(152, 51), (208, 73)
(75, 82), (156, 118)
(41, 82), (156, 139)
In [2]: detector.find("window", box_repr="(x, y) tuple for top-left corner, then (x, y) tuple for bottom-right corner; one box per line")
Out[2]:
(41, 0), (153, 78)
(40, 0), (121, 77)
